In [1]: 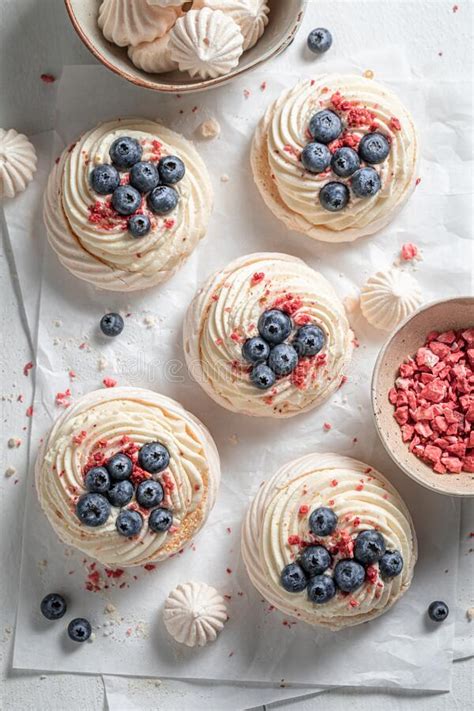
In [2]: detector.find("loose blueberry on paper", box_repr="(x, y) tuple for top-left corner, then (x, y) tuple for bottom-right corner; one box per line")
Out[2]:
(89, 135), (185, 236)
(280, 507), (404, 605)
(307, 27), (333, 54)
(67, 617), (92, 643)
(428, 601), (449, 622)
(242, 308), (327, 391)
(100, 312), (124, 337)
(40, 593), (67, 621)
(74, 441), (174, 539)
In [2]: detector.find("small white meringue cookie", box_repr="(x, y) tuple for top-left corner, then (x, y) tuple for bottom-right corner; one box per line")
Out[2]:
(128, 35), (179, 74)
(360, 268), (422, 332)
(0, 128), (37, 199)
(98, 0), (178, 47)
(163, 581), (227, 647)
(199, 0), (269, 50)
(169, 8), (244, 79)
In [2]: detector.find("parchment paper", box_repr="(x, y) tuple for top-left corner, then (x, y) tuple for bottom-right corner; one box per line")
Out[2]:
(9, 36), (473, 694)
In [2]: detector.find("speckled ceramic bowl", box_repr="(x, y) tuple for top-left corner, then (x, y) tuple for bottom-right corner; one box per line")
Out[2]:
(64, 0), (307, 93)
(372, 296), (474, 498)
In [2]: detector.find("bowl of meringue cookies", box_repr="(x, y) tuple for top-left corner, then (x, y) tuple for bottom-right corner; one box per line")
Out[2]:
(65, 0), (307, 92)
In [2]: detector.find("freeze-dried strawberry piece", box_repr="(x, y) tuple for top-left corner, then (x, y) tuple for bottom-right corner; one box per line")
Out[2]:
(461, 329), (474, 346)
(416, 348), (439, 370)
(443, 456), (463, 473)
(396, 391), (409, 406)
(462, 456), (474, 472)
(423, 445), (442, 463)
(437, 330), (457, 344)
(400, 362), (415, 378)
(433, 415), (448, 433)
(415, 422), (433, 438)
(394, 407), (409, 425)
(420, 380), (446, 403)
(388, 387), (398, 405)
(466, 406), (474, 423)
(446, 442), (466, 457)
(429, 342), (451, 359)
(434, 461), (447, 474)
(401, 424), (414, 442)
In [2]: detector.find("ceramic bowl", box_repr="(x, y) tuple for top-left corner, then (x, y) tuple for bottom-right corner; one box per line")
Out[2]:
(372, 296), (474, 497)
(64, 0), (307, 93)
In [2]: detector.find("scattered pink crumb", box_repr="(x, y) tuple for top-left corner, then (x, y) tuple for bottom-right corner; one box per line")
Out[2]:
(40, 73), (56, 83)
(26, 406), (33, 417)
(401, 242), (419, 261)
(243, 89), (250, 99)
(260, 81), (267, 91)
(103, 377), (117, 388)
(323, 422), (332, 431)
(55, 389), (72, 408)
(452, 4), (459, 12)
(415, 177), (422, 186)
(68, 370), (77, 380)
(23, 362), (34, 376)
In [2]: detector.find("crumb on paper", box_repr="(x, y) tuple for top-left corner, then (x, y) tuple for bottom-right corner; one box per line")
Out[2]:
(40, 73), (56, 83)
(143, 314), (156, 329)
(400, 242), (421, 262)
(5, 466), (16, 478)
(198, 118), (220, 139)
(97, 356), (108, 371)
(8, 437), (21, 448)
(220, 174), (230, 183)
(53, 320), (62, 328)
(466, 607), (474, 621)
(103, 377), (117, 388)
(323, 422), (332, 431)
(363, 69), (374, 79)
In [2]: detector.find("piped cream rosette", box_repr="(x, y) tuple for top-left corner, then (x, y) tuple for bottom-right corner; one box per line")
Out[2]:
(184, 253), (353, 418)
(241, 453), (417, 630)
(35, 387), (220, 567)
(251, 74), (418, 243)
(44, 118), (212, 291)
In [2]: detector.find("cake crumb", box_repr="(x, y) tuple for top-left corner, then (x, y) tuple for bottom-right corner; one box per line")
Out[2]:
(143, 314), (156, 329)
(467, 607), (474, 621)
(198, 118), (220, 139)
(5, 466), (16, 478)
(220, 174), (230, 183)
(7, 437), (21, 448)
(97, 356), (108, 371)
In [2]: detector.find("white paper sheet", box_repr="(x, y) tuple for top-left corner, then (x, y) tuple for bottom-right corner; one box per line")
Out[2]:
(9, 36), (473, 694)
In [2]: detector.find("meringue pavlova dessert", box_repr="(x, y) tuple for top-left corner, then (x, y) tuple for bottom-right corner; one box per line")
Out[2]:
(251, 74), (419, 243)
(184, 253), (353, 418)
(44, 118), (212, 291)
(98, 1), (270, 79)
(242, 453), (417, 630)
(35, 387), (220, 567)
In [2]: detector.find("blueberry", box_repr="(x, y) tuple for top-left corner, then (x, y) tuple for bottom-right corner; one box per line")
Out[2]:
(149, 507), (173, 532)
(299, 545), (332, 576)
(307, 575), (336, 604)
(67, 617), (92, 643)
(111, 185), (142, 216)
(107, 480), (134, 507)
(40, 593), (67, 621)
(309, 110), (342, 144)
(147, 185), (179, 215)
(334, 559), (366, 593)
(116, 509), (143, 537)
(242, 337), (270, 364)
(138, 442), (170, 474)
(351, 167), (381, 197)
(76, 493), (110, 527)
(100, 312), (124, 337)
(319, 182), (350, 211)
(106, 453), (133, 481)
(301, 142), (331, 173)
(90, 164), (120, 195)
(280, 563), (308, 593)
(293, 324), (325, 357)
(109, 136), (142, 170)
(379, 550), (404, 578)
(257, 309), (292, 345)
(84, 466), (110, 494)
(428, 601), (449, 623)
(354, 530), (386, 565)
(309, 506), (338, 537)
(129, 161), (159, 194)
(158, 155), (185, 185)
(250, 363), (276, 390)
(358, 132), (390, 164)
(268, 343), (298, 376)
(136, 480), (164, 508)
(307, 27), (333, 54)
(331, 147), (360, 178)
(128, 214), (151, 238)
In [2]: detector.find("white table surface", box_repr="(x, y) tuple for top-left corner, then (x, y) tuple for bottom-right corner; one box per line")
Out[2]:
(0, 0), (472, 709)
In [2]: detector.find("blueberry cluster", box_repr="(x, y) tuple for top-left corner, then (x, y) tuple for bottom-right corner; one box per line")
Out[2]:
(242, 308), (326, 390)
(301, 109), (391, 212)
(90, 136), (185, 238)
(76, 441), (173, 538)
(280, 506), (404, 604)
(40, 593), (92, 643)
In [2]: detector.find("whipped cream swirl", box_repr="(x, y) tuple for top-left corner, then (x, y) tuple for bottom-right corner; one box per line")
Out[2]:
(44, 118), (212, 291)
(241, 453), (417, 630)
(35, 387), (220, 567)
(251, 74), (419, 243)
(184, 253), (353, 418)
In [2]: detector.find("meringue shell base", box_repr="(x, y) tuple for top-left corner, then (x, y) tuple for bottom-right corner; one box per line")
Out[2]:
(241, 453), (417, 630)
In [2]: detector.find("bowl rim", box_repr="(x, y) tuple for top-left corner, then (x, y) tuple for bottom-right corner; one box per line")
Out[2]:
(371, 295), (474, 498)
(64, 0), (308, 94)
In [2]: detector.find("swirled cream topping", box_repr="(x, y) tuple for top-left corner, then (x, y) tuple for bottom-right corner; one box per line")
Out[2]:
(184, 253), (353, 418)
(241, 453), (417, 630)
(43, 118), (212, 291)
(251, 74), (419, 243)
(35, 387), (220, 567)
